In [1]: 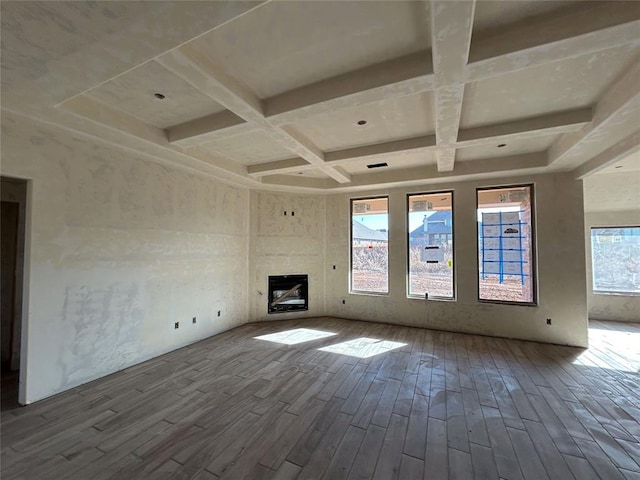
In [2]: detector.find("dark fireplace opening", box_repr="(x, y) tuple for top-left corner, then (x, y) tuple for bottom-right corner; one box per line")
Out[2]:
(268, 274), (308, 314)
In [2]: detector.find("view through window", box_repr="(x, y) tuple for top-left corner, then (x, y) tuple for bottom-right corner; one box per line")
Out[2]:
(477, 185), (536, 304)
(408, 192), (454, 298)
(591, 226), (640, 295)
(351, 197), (388, 294)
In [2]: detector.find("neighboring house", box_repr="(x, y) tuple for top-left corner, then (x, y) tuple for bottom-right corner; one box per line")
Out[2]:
(409, 211), (452, 246)
(352, 220), (387, 246)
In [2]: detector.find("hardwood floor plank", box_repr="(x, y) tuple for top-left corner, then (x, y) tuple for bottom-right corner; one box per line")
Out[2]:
(270, 461), (300, 480)
(372, 413), (408, 480)
(321, 425), (366, 480)
(522, 419), (575, 479)
(448, 448), (473, 480)
(346, 424), (386, 480)
(369, 378), (402, 428)
(398, 453), (423, 480)
(575, 437), (627, 480)
(507, 426), (550, 480)
(297, 412), (353, 479)
(446, 390), (470, 454)
(469, 442), (499, 479)
(563, 453), (601, 480)
(424, 417), (448, 480)
(481, 405), (524, 480)
(403, 393), (429, 459)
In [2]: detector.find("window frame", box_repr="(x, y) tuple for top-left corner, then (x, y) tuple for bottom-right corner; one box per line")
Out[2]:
(349, 195), (390, 296)
(476, 183), (538, 306)
(590, 225), (640, 296)
(406, 190), (456, 301)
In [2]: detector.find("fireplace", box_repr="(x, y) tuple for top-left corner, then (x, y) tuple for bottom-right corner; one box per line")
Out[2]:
(268, 274), (308, 314)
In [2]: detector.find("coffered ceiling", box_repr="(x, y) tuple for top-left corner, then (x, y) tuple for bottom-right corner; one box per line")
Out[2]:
(1, 1), (639, 193)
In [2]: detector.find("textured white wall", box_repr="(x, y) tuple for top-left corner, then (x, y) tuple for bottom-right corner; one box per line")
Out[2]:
(1, 109), (594, 403)
(326, 174), (589, 347)
(1, 112), (250, 404)
(248, 190), (326, 322)
(585, 210), (640, 322)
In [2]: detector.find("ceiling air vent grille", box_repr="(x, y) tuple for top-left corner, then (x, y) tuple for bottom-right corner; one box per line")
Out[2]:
(366, 162), (388, 169)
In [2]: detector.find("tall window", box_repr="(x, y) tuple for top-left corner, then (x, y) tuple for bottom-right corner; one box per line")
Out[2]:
(591, 226), (640, 295)
(351, 197), (389, 294)
(407, 192), (454, 299)
(477, 185), (536, 304)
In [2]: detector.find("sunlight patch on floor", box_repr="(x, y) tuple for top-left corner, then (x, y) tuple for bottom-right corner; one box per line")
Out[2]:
(254, 328), (337, 345)
(318, 337), (407, 358)
(574, 326), (640, 373)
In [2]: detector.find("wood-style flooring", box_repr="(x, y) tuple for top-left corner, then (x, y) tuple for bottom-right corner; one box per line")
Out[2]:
(1, 318), (639, 479)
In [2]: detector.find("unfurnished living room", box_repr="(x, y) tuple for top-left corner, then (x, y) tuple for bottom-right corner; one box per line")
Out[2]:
(1, 1), (639, 479)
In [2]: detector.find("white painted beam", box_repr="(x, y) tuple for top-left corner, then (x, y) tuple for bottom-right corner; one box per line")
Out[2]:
(248, 135), (436, 178)
(325, 135), (436, 163)
(265, 51), (434, 125)
(247, 158), (311, 177)
(457, 108), (592, 147)
(430, 0), (476, 172)
(573, 131), (640, 179)
(167, 110), (254, 147)
(467, 3), (640, 83)
(548, 59), (640, 169)
(326, 152), (547, 191)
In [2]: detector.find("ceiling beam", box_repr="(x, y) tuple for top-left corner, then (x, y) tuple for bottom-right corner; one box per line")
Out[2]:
(457, 108), (592, 147)
(247, 135), (437, 178)
(326, 152), (547, 191)
(467, 3), (640, 83)
(264, 50), (434, 125)
(548, 58), (640, 169)
(430, 0), (476, 172)
(157, 44), (351, 184)
(573, 131), (640, 179)
(247, 158), (311, 177)
(167, 110), (254, 147)
(325, 135), (436, 163)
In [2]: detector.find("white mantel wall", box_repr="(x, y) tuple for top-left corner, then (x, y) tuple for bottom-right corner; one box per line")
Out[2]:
(1, 112), (251, 404)
(248, 190), (326, 322)
(325, 173), (589, 347)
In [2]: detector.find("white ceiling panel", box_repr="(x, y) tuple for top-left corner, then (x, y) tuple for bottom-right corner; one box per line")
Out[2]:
(191, 1), (430, 98)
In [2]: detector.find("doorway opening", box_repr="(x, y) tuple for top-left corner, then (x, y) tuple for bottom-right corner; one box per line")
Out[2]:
(1, 177), (27, 410)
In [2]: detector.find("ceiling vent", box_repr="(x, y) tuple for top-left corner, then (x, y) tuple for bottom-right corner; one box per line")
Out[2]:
(367, 162), (388, 169)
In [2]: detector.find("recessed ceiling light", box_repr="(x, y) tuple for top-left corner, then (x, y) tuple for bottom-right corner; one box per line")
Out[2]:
(497, 143), (507, 148)
(154, 93), (166, 100)
(357, 120), (367, 126)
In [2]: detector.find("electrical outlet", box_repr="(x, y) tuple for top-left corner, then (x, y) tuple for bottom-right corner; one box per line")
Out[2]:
(174, 322), (179, 329)
(333, 265), (336, 270)
(217, 310), (221, 317)
(192, 317), (196, 324)
(546, 318), (552, 325)
(342, 299), (346, 305)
